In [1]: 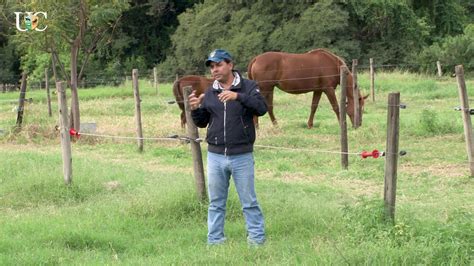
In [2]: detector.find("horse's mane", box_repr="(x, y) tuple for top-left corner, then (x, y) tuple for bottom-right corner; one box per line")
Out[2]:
(307, 48), (348, 68)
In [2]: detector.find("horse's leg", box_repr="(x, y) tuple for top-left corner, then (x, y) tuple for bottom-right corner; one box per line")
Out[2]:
(325, 88), (340, 122)
(307, 90), (323, 129)
(181, 111), (186, 129)
(257, 85), (277, 127)
(264, 88), (277, 126)
(253, 115), (259, 129)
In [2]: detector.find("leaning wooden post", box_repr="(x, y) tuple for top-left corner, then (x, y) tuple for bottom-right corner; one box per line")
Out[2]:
(437, 61), (442, 77)
(56, 81), (72, 185)
(370, 58), (375, 102)
(455, 65), (474, 176)
(384, 92), (400, 222)
(339, 66), (349, 170)
(183, 86), (207, 202)
(45, 68), (52, 117)
(15, 73), (27, 131)
(153, 67), (158, 95)
(132, 69), (144, 152)
(352, 59), (360, 129)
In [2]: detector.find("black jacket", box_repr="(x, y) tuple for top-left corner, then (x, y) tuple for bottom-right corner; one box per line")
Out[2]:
(191, 73), (267, 155)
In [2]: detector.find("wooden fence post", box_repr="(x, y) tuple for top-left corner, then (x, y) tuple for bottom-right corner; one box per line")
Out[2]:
(15, 73), (27, 131)
(132, 69), (144, 152)
(384, 92), (400, 222)
(437, 61), (442, 77)
(56, 81), (72, 185)
(45, 68), (52, 117)
(455, 65), (474, 176)
(183, 86), (207, 202)
(175, 74), (179, 82)
(340, 66), (349, 170)
(352, 59), (360, 129)
(370, 58), (375, 102)
(153, 67), (158, 95)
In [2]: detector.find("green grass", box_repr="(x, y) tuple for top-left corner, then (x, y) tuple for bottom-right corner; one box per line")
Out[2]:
(0, 71), (473, 264)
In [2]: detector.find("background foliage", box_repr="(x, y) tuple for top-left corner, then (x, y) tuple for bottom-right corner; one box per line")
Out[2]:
(0, 0), (473, 83)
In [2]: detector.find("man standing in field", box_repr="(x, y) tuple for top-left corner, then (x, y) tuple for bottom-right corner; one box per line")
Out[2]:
(188, 49), (267, 245)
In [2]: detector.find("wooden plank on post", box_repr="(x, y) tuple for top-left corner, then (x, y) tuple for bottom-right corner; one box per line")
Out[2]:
(384, 92), (400, 222)
(15, 73), (27, 131)
(45, 68), (52, 117)
(183, 86), (207, 202)
(370, 58), (375, 102)
(437, 61), (442, 77)
(352, 59), (360, 129)
(153, 67), (158, 94)
(56, 81), (72, 185)
(132, 69), (144, 152)
(455, 65), (474, 176)
(339, 66), (349, 170)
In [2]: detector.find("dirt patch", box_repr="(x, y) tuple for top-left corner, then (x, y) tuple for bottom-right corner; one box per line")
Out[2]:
(104, 181), (121, 190)
(400, 162), (467, 178)
(331, 178), (381, 198)
(260, 169), (380, 198)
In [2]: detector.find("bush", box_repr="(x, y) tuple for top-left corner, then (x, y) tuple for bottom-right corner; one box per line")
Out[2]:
(419, 109), (439, 135)
(417, 24), (474, 74)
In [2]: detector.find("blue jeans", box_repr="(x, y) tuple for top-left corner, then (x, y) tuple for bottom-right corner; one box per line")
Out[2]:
(207, 151), (265, 244)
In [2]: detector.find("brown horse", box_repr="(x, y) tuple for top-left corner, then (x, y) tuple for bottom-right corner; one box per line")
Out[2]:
(172, 75), (213, 128)
(247, 48), (367, 128)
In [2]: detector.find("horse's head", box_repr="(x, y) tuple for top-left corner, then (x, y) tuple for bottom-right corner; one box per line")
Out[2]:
(346, 78), (368, 127)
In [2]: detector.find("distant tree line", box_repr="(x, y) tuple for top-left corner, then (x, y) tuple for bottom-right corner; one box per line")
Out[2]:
(0, 0), (473, 86)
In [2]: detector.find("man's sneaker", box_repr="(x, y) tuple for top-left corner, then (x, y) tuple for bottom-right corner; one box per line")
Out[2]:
(207, 237), (227, 246)
(247, 237), (265, 247)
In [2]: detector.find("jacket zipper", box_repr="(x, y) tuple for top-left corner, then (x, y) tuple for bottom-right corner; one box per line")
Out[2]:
(240, 116), (248, 140)
(224, 101), (227, 156)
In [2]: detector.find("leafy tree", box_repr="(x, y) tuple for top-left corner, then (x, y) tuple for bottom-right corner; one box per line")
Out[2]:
(267, 0), (356, 59)
(345, 0), (430, 64)
(417, 24), (474, 74)
(0, 1), (21, 84)
(409, 0), (468, 40)
(223, 1), (331, 70)
(160, 1), (234, 76)
(11, 0), (129, 130)
(158, 0), (356, 76)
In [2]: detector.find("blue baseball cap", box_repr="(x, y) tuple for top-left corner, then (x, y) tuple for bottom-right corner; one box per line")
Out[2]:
(205, 49), (233, 66)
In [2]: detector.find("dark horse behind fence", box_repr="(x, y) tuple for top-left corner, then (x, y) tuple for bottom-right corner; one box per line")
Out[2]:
(247, 48), (367, 128)
(172, 75), (213, 128)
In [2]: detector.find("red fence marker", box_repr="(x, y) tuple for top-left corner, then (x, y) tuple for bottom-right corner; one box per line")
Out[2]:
(69, 128), (80, 138)
(361, 149), (407, 159)
(361, 149), (385, 159)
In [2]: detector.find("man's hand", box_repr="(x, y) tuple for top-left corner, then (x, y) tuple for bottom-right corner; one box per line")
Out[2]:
(188, 90), (205, 111)
(218, 90), (238, 103)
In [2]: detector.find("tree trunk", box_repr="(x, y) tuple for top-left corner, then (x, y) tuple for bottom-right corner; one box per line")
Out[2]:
(69, 43), (81, 131)
(15, 73), (28, 132)
(51, 55), (58, 83)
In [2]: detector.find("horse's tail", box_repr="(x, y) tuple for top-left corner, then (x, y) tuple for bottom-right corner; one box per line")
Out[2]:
(173, 77), (187, 127)
(172, 78), (179, 100)
(247, 56), (257, 80)
(172, 78), (184, 108)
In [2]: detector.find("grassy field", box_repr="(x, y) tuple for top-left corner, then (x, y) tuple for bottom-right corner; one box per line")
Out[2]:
(0, 71), (473, 265)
